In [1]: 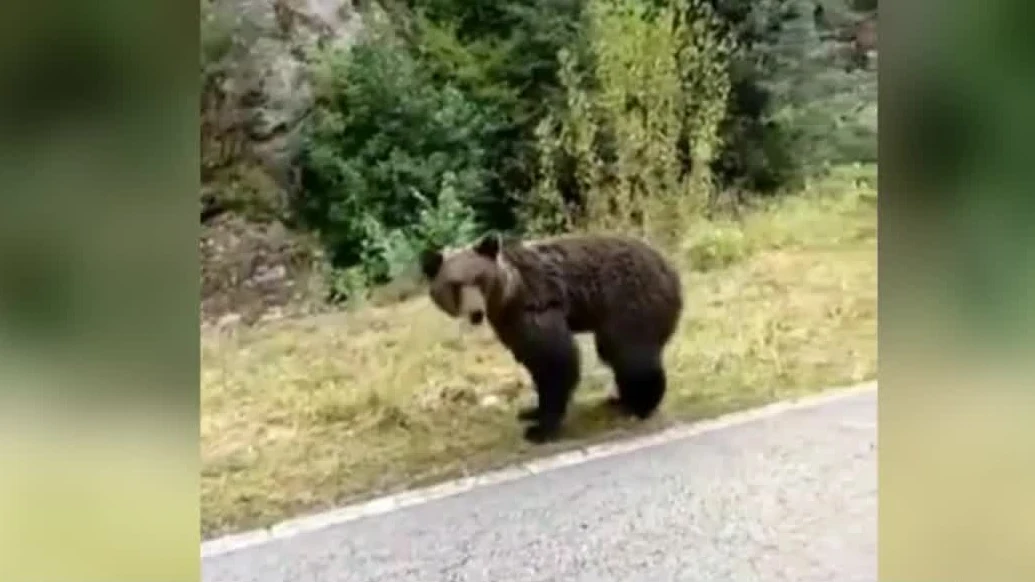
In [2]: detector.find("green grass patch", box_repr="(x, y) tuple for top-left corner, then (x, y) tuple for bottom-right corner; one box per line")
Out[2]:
(200, 165), (877, 538)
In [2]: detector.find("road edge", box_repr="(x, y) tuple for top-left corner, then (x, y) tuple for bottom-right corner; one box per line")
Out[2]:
(202, 380), (877, 558)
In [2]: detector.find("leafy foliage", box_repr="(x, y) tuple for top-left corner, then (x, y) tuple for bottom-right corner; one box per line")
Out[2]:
(408, 0), (588, 229)
(297, 36), (496, 290)
(526, 0), (732, 243)
(276, 0), (876, 302)
(712, 0), (877, 185)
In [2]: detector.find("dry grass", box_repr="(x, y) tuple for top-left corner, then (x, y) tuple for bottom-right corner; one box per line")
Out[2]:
(201, 164), (878, 538)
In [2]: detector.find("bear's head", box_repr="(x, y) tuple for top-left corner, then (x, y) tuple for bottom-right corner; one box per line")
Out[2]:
(420, 232), (512, 326)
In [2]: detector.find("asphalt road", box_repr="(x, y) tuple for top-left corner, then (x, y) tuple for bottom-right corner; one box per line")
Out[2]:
(203, 388), (876, 582)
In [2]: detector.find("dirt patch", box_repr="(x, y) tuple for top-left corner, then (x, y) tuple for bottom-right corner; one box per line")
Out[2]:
(200, 214), (328, 325)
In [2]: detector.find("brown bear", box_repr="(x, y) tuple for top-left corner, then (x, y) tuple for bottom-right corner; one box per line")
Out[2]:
(420, 231), (684, 443)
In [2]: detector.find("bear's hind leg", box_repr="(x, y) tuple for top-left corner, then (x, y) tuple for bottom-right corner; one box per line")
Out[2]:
(611, 345), (667, 420)
(600, 333), (645, 414)
(594, 335), (632, 414)
(516, 405), (540, 422)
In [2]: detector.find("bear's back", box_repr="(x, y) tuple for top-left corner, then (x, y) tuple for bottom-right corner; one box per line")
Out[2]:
(502, 234), (682, 338)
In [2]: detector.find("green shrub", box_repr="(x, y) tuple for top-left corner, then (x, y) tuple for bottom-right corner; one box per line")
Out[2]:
(322, 170), (482, 303)
(407, 0), (588, 231)
(748, 0), (877, 178)
(527, 0), (732, 242)
(297, 35), (500, 286)
(276, 0), (876, 305)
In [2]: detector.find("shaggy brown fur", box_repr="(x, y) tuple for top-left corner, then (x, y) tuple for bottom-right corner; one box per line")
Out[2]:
(420, 232), (684, 443)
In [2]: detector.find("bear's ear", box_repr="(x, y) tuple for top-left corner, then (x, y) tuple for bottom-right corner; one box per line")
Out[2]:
(474, 232), (501, 260)
(420, 249), (444, 279)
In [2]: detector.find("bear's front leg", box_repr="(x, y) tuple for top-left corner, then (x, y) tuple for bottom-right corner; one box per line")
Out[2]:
(511, 348), (541, 423)
(523, 381), (570, 443)
(518, 316), (581, 444)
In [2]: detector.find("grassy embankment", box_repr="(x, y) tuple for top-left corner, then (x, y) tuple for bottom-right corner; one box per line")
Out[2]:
(201, 163), (878, 537)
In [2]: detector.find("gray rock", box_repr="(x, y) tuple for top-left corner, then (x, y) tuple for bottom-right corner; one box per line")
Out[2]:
(204, 0), (367, 193)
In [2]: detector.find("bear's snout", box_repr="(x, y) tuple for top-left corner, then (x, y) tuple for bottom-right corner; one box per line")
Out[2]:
(468, 310), (485, 325)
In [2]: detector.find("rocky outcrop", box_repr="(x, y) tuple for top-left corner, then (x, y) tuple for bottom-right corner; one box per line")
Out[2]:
(200, 0), (367, 323)
(202, 0), (365, 206)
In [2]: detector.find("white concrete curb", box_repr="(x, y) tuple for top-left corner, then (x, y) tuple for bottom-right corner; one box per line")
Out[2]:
(202, 380), (877, 558)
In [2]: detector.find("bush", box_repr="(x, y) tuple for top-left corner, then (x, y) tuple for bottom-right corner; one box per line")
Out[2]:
(297, 35), (500, 288)
(258, 0), (875, 306)
(355, 171), (481, 286)
(702, 0), (803, 193)
(526, 0), (732, 242)
(737, 0), (877, 179)
(407, 0), (588, 231)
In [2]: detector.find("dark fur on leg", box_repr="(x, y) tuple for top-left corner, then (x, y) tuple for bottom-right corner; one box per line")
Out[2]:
(618, 366), (666, 419)
(517, 320), (581, 443)
(596, 337), (667, 419)
(517, 405), (540, 422)
(610, 347), (667, 420)
(523, 359), (579, 443)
